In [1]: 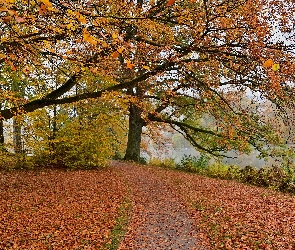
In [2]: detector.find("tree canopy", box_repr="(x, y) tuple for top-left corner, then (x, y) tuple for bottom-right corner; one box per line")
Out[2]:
(1, 0), (295, 163)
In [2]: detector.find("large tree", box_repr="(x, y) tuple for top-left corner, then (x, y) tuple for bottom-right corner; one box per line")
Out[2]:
(0, 0), (295, 162)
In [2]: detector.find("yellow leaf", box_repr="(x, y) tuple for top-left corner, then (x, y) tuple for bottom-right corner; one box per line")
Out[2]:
(166, 0), (175, 6)
(117, 47), (124, 54)
(112, 33), (118, 39)
(66, 23), (73, 30)
(0, 54), (6, 59)
(77, 13), (87, 24)
(272, 63), (280, 71)
(66, 9), (73, 15)
(83, 31), (98, 45)
(40, 0), (52, 7)
(83, 30), (90, 39)
(102, 42), (108, 48)
(43, 40), (50, 48)
(263, 59), (273, 68)
(142, 65), (150, 70)
(93, 18), (100, 26)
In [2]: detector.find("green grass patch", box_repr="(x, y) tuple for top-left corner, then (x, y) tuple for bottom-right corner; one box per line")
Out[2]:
(102, 196), (132, 250)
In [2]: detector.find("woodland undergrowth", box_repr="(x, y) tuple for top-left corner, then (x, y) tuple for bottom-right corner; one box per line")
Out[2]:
(150, 155), (295, 194)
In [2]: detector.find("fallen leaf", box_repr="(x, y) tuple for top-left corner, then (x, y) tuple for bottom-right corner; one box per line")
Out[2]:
(126, 60), (135, 69)
(272, 63), (280, 71)
(263, 59), (273, 68)
(166, 0), (175, 7)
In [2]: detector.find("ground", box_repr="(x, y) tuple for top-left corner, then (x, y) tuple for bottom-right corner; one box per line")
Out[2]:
(0, 161), (294, 249)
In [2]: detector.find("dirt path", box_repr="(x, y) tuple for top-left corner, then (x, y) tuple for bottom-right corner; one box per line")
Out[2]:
(113, 161), (208, 250)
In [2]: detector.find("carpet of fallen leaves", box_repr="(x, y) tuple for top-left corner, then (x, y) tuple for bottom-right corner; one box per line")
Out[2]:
(1, 163), (295, 250)
(0, 168), (127, 249)
(148, 166), (295, 250)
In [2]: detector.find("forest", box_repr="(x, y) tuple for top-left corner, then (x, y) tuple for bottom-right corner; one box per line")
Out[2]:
(1, 0), (295, 249)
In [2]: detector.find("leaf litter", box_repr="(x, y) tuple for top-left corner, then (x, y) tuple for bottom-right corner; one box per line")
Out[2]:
(1, 162), (295, 249)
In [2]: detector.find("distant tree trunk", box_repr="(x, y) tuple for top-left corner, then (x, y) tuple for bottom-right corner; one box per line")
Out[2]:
(0, 102), (4, 145)
(124, 103), (145, 162)
(49, 105), (57, 151)
(0, 119), (4, 145)
(13, 117), (22, 154)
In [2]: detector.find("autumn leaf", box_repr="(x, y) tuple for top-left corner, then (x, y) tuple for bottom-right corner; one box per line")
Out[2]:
(102, 42), (108, 48)
(93, 18), (100, 26)
(83, 29), (97, 45)
(126, 60), (135, 69)
(40, 0), (52, 7)
(76, 13), (87, 24)
(14, 16), (26, 23)
(39, 3), (47, 15)
(263, 59), (273, 68)
(2, 16), (12, 23)
(272, 63), (280, 71)
(0, 168), (128, 249)
(7, 60), (16, 71)
(111, 51), (119, 58)
(166, 0), (175, 7)
(66, 23), (75, 30)
(142, 65), (150, 70)
(117, 47), (124, 54)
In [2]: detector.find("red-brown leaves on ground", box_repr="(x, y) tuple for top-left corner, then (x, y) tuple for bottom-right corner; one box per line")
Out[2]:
(0, 168), (127, 249)
(1, 163), (295, 249)
(152, 167), (295, 249)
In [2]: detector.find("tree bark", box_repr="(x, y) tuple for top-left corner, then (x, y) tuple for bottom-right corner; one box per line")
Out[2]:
(124, 103), (145, 162)
(13, 117), (22, 154)
(0, 119), (4, 145)
(0, 102), (4, 145)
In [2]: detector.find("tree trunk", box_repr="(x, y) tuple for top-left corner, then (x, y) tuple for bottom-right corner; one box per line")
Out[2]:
(13, 117), (22, 154)
(124, 103), (145, 162)
(0, 119), (4, 145)
(0, 102), (4, 145)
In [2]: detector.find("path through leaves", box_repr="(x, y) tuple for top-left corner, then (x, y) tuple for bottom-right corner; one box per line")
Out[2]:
(114, 161), (209, 250)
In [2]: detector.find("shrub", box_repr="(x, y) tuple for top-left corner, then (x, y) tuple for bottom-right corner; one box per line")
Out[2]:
(148, 154), (295, 194)
(0, 150), (16, 171)
(176, 154), (210, 173)
(240, 165), (259, 185)
(207, 162), (232, 179)
(149, 157), (177, 169)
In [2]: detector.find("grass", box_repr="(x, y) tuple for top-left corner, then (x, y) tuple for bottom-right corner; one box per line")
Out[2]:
(102, 196), (132, 250)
